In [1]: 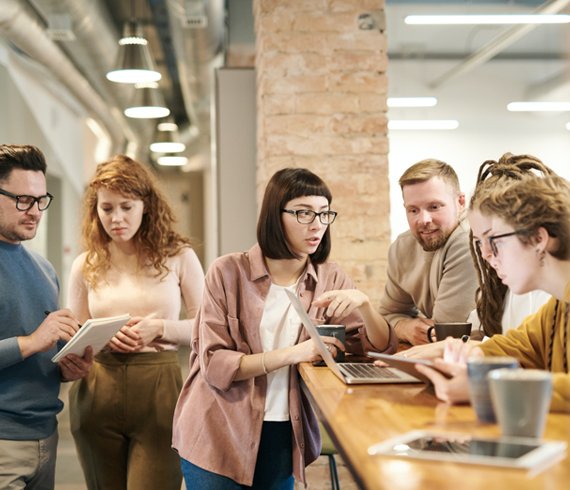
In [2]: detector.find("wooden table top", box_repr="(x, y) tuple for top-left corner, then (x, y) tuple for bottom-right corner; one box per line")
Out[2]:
(299, 362), (570, 490)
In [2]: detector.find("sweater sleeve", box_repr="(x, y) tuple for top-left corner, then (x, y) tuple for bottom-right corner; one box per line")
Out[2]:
(161, 248), (205, 345)
(480, 299), (570, 413)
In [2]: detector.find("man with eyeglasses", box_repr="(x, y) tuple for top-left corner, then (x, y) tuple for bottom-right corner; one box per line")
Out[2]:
(0, 144), (92, 490)
(378, 159), (478, 346)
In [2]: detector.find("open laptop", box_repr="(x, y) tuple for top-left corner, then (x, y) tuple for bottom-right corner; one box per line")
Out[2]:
(285, 289), (421, 384)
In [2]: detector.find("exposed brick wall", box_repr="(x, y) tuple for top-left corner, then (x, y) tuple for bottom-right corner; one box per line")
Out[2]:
(254, 0), (390, 304)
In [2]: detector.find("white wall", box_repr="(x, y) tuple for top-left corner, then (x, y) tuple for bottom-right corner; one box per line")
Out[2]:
(0, 43), (88, 300)
(388, 59), (570, 239)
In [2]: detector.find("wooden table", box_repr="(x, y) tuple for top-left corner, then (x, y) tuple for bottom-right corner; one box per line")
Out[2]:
(299, 362), (570, 490)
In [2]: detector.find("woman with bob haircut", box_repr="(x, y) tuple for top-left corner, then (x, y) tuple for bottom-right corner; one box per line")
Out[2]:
(67, 155), (204, 489)
(416, 161), (570, 413)
(172, 167), (396, 489)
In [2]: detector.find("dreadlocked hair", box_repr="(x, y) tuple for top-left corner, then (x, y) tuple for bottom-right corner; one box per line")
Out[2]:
(469, 153), (555, 337)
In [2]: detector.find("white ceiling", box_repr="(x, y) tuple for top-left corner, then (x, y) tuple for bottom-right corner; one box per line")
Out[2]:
(385, 1), (570, 123)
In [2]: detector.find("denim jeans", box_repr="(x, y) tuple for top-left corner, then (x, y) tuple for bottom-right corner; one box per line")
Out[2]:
(181, 421), (294, 489)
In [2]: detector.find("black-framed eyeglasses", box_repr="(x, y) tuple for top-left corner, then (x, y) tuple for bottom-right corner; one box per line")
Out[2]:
(474, 230), (528, 257)
(0, 188), (54, 211)
(282, 209), (338, 225)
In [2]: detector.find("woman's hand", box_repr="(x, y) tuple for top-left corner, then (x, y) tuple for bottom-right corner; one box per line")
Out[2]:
(290, 336), (345, 364)
(108, 316), (163, 352)
(443, 338), (484, 364)
(312, 289), (369, 320)
(415, 359), (470, 404)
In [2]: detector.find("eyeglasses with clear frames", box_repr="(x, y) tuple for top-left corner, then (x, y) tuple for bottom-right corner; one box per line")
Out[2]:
(474, 230), (528, 257)
(0, 188), (54, 211)
(282, 208), (338, 225)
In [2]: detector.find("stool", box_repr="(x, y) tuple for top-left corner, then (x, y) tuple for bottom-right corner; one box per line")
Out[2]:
(319, 421), (340, 490)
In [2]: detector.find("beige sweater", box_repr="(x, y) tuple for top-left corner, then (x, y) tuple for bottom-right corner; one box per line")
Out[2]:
(379, 224), (478, 328)
(67, 247), (204, 350)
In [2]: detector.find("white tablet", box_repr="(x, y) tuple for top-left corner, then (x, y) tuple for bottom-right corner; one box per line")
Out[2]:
(368, 430), (567, 471)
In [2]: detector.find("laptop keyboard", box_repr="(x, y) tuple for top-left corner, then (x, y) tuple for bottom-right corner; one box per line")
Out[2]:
(340, 363), (400, 379)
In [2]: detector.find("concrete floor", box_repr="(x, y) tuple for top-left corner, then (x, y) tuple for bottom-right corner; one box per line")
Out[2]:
(55, 356), (358, 490)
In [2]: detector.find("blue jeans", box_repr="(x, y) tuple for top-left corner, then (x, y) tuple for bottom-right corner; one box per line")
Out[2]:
(180, 421), (294, 489)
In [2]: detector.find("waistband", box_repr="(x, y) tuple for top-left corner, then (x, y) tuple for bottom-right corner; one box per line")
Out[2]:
(95, 351), (179, 366)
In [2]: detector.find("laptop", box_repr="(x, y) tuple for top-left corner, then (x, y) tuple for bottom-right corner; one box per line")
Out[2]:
(284, 289), (421, 384)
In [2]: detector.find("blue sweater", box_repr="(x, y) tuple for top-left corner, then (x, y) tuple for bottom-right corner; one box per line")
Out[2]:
(0, 240), (63, 440)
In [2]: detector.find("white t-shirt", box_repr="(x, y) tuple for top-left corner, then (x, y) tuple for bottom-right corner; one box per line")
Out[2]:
(468, 289), (551, 336)
(259, 283), (302, 421)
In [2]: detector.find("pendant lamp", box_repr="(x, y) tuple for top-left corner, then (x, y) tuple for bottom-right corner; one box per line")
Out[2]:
(106, 18), (161, 84)
(124, 82), (170, 119)
(150, 121), (186, 153)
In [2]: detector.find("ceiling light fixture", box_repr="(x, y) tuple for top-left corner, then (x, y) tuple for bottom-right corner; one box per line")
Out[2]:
(157, 154), (188, 166)
(388, 120), (459, 130)
(507, 101), (570, 112)
(106, 0), (161, 84)
(150, 121), (186, 153)
(124, 82), (170, 119)
(388, 97), (437, 108)
(405, 14), (570, 25)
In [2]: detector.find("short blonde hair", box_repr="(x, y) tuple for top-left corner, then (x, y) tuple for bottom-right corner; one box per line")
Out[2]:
(399, 158), (460, 194)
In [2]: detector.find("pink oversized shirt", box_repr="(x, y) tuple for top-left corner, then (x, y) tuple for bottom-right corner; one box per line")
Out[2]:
(172, 244), (397, 485)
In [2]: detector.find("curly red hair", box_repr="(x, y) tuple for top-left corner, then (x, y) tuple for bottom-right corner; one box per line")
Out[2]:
(81, 155), (191, 286)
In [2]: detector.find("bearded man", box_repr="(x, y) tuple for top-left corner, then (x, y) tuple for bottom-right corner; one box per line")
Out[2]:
(379, 159), (477, 345)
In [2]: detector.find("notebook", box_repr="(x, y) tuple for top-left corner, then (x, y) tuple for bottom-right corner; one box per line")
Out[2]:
(284, 289), (421, 384)
(51, 313), (130, 362)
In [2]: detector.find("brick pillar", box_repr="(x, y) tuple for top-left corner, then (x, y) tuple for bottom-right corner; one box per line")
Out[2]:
(254, 0), (390, 303)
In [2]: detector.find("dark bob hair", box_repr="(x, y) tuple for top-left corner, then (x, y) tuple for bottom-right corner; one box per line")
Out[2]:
(257, 168), (333, 264)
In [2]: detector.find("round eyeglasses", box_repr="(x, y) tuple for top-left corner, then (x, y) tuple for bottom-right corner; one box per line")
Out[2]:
(0, 188), (54, 211)
(282, 209), (338, 225)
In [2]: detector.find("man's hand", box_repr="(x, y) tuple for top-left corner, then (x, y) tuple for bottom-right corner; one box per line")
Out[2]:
(18, 309), (81, 359)
(59, 346), (94, 381)
(394, 317), (434, 345)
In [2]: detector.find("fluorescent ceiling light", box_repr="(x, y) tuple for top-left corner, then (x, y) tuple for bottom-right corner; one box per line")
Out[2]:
(507, 102), (570, 112)
(405, 14), (570, 25)
(388, 120), (459, 130)
(157, 154), (188, 166)
(388, 97), (437, 108)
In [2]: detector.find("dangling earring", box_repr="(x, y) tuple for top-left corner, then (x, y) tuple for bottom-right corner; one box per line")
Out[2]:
(537, 249), (546, 267)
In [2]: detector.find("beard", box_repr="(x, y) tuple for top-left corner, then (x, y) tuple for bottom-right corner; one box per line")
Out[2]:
(0, 220), (38, 243)
(416, 227), (454, 252)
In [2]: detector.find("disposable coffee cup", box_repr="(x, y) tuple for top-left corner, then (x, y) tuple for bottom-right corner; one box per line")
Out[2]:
(489, 368), (552, 438)
(427, 322), (472, 343)
(316, 325), (346, 362)
(467, 357), (519, 424)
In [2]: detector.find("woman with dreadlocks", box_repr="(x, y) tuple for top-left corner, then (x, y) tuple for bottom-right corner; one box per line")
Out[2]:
(402, 153), (553, 360)
(416, 154), (570, 411)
